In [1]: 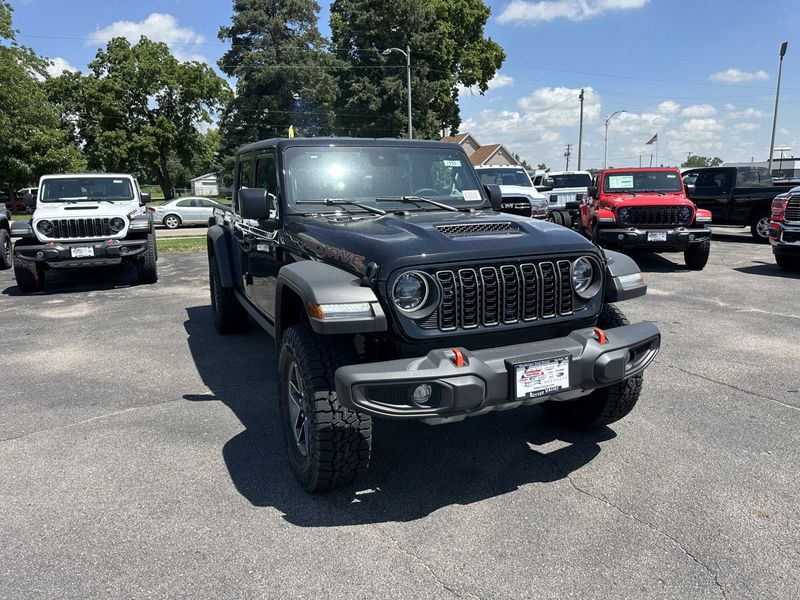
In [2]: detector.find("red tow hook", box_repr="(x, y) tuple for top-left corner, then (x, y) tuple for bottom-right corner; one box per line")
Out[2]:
(593, 327), (608, 345)
(450, 348), (465, 367)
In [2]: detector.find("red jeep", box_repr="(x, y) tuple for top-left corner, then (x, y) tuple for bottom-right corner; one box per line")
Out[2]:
(582, 167), (713, 270)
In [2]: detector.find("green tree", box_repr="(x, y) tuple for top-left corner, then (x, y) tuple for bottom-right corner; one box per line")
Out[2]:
(50, 37), (231, 200)
(537, 163), (550, 172)
(330, 0), (505, 138)
(0, 1), (83, 190)
(217, 0), (337, 161)
(513, 153), (532, 170)
(681, 155), (724, 168)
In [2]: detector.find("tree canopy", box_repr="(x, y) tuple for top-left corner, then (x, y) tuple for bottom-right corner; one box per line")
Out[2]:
(49, 37), (231, 199)
(0, 1), (83, 189)
(682, 155), (724, 168)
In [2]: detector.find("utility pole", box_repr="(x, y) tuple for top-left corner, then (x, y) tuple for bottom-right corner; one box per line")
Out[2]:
(577, 89), (584, 170)
(381, 45), (413, 139)
(564, 144), (572, 170)
(603, 110), (626, 169)
(686, 152), (692, 166)
(768, 41), (788, 177)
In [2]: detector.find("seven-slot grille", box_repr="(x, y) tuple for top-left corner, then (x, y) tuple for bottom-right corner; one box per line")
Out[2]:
(785, 196), (800, 222)
(621, 206), (687, 227)
(48, 218), (113, 239)
(426, 260), (574, 332)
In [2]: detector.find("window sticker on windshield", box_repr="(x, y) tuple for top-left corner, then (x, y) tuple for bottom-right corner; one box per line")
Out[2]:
(113, 179), (123, 183)
(608, 175), (634, 188)
(666, 174), (676, 178)
(463, 189), (481, 201)
(443, 160), (462, 167)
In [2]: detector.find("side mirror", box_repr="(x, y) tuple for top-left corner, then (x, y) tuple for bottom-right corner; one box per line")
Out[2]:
(484, 184), (503, 211)
(587, 185), (598, 199)
(140, 192), (152, 204)
(23, 193), (35, 210)
(239, 188), (271, 220)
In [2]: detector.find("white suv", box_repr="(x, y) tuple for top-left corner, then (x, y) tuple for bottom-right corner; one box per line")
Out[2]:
(11, 173), (158, 292)
(473, 165), (548, 220)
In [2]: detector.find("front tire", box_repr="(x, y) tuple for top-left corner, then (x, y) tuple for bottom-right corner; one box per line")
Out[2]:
(684, 239), (710, 270)
(279, 325), (372, 492)
(13, 244), (45, 293)
(136, 233), (158, 284)
(0, 229), (11, 270)
(209, 253), (247, 334)
(750, 212), (771, 243)
(542, 304), (643, 428)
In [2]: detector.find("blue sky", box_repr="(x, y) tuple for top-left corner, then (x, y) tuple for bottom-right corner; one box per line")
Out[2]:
(10, 0), (800, 169)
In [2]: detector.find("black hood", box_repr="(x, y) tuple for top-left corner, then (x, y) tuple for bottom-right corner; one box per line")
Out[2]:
(286, 210), (599, 280)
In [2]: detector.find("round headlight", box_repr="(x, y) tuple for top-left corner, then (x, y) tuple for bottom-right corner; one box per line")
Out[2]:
(36, 220), (53, 236)
(393, 272), (428, 313)
(617, 207), (630, 224)
(678, 206), (692, 223)
(572, 257), (595, 296)
(109, 217), (125, 233)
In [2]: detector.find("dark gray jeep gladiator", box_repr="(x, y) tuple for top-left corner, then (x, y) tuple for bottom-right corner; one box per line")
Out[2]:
(207, 138), (661, 492)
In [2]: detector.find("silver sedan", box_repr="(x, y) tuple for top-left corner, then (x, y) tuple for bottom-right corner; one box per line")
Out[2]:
(150, 197), (227, 229)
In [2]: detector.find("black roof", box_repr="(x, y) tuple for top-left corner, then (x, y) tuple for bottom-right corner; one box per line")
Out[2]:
(237, 137), (461, 156)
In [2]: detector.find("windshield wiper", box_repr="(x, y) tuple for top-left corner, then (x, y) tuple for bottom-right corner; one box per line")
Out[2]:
(375, 195), (459, 212)
(637, 190), (666, 195)
(296, 198), (386, 216)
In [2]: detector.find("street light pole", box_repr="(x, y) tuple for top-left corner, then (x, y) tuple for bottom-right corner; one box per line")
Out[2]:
(603, 110), (626, 169)
(382, 46), (413, 139)
(767, 41), (788, 177)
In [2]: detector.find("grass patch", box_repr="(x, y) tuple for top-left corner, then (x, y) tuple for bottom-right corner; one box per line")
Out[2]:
(157, 236), (206, 253)
(10, 213), (30, 221)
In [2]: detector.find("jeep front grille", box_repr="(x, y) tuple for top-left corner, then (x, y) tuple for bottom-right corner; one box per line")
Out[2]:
(428, 260), (574, 332)
(51, 218), (112, 239)
(786, 197), (800, 223)
(621, 206), (688, 227)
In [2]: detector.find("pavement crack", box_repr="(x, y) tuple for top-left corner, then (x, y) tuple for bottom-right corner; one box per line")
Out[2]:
(369, 524), (481, 600)
(655, 360), (799, 412)
(0, 398), (183, 444)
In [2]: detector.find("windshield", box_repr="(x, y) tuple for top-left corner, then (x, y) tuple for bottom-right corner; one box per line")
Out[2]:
(40, 177), (135, 202)
(551, 173), (591, 188)
(603, 171), (683, 193)
(284, 146), (487, 211)
(476, 168), (532, 187)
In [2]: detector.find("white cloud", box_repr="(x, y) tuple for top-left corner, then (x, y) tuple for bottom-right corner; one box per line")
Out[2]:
(728, 107), (765, 119)
(516, 86), (601, 126)
(46, 57), (77, 77)
(681, 104), (716, 117)
(734, 123), (760, 132)
(709, 68), (769, 83)
(458, 73), (514, 97)
(88, 13), (206, 63)
(498, 0), (648, 24)
(656, 101), (680, 115)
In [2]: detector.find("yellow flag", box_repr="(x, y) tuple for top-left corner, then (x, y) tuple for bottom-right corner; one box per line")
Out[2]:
(288, 125), (295, 138)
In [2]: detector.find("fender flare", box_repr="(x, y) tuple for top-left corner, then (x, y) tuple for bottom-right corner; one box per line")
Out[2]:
(603, 250), (647, 302)
(276, 260), (387, 338)
(207, 224), (236, 288)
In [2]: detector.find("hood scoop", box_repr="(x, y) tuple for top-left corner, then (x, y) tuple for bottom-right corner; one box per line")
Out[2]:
(436, 222), (520, 238)
(64, 205), (99, 210)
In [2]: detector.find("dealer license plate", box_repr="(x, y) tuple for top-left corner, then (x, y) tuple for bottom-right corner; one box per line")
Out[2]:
(514, 356), (570, 400)
(647, 231), (667, 242)
(70, 246), (95, 258)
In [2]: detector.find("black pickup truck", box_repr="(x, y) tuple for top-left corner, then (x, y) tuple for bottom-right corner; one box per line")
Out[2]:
(205, 137), (661, 491)
(682, 166), (794, 242)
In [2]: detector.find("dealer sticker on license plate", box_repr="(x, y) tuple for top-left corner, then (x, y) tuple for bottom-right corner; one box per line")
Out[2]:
(514, 356), (570, 400)
(70, 246), (95, 258)
(647, 231), (668, 242)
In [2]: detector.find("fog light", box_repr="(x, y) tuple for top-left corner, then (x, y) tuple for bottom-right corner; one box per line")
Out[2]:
(411, 384), (433, 405)
(36, 251), (44, 258)
(618, 234), (625, 241)
(689, 234), (695, 241)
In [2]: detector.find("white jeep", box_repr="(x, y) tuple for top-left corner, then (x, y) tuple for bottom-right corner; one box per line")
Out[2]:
(11, 173), (158, 292)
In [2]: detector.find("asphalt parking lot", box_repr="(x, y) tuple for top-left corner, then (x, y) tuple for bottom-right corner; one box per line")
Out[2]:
(1, 227), (798, 599)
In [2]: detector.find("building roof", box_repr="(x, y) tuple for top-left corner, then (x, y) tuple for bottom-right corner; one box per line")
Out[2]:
(440, 132), (471, 144)
(190, 173), (218, 182)
(469, 144), (504, 165)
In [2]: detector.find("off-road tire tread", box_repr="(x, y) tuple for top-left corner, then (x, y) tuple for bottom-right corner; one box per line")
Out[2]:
(209, 254), (248, 334)
(136, 233), (158, 284)
(0, 229), (11, 270)
(281, 325), (371, 492)
(543, 303), (644, 428)
(684, 238), (710, 270)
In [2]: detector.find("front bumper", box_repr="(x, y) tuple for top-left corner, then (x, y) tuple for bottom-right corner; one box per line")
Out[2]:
(597, 226), (710, 250)
(769, 221), (800, 257)
(14, 238), (147, 267)
(335, 322), (660, 422)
